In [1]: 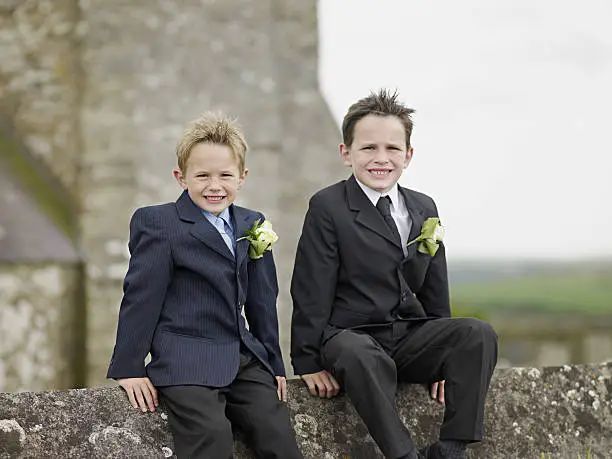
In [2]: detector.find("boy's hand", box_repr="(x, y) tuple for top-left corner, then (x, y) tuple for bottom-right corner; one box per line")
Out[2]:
(276, 376), (287, 402)
(118, 377), (159, 412)
(430, 380), (445, 404)
(300, 371), (340, 398)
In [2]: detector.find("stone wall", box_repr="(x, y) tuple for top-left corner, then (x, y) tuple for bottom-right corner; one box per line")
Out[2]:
(0, 0), (344, 390)
(0, 136), (82, 393)
(0, 263), (83, 392)
(495, 315), (612, 368)
(0, 0), (82, 193)
(78, 0), (344, 384)
(1, 363), (610, 458)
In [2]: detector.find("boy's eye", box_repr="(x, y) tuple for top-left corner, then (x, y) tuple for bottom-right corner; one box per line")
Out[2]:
(222, 173), (234, 177)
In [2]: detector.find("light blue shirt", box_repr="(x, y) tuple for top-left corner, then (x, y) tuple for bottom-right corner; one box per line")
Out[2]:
(202, 207), (235, 256)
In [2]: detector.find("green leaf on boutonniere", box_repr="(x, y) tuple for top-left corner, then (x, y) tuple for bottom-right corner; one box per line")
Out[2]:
(237, 219), (279, 260)
(406, 217), (445, 256)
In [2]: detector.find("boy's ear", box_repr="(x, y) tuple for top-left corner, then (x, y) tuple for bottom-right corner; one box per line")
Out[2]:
(173, 168), (188, 189)
(339, 143), (352, 167)
(404, 147), (414, 169)
(238, 168), (249, 189)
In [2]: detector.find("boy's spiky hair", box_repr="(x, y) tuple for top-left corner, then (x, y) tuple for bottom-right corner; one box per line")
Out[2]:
(176, 112), (248, 172)
(342, 89), (415, 148)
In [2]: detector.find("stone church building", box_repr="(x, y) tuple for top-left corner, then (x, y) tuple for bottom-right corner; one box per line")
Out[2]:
(0, 0), (344, 391)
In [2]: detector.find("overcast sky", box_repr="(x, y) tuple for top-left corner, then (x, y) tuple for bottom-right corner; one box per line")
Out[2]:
(318, 0), (612, 260)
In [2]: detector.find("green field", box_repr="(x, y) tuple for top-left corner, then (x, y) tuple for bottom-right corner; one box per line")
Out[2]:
(450, 270), (612, 316)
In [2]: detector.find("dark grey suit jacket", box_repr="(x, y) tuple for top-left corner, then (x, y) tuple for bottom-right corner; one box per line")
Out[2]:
(107, 191), (285, 387)
(290, 175), (450, 375)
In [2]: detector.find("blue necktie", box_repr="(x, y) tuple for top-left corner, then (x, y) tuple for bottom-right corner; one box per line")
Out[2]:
(213, 216), (234, 256)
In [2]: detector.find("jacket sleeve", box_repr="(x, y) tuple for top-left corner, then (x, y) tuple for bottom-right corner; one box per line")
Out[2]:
(107, 207), (173, 379)
(417, 199), (451, 318)
(290, 195), (339, 375)
(245, 241), (285, 377)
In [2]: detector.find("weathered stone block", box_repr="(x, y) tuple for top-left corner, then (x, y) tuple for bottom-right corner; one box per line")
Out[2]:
(1, 363), (610, 458)
(0, 263), (83, 393)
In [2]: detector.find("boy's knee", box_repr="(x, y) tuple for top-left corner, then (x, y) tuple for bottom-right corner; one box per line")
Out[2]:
(323, 332), (388, 372)
(474, 319), (497, 345)
(194, 419), (232, 441)
(171, 422), (233, 459)
(455, 318), (498, 345)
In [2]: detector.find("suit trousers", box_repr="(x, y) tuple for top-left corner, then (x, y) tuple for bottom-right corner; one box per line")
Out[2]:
(159, 350), (302, 459)
(321, 317), (498, 459)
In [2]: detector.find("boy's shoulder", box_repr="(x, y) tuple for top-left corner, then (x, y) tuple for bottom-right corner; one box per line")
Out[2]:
(133, 201), (177, 218)
(308, 179), (438, 210)
(309, 180), (347, 206)
(232, 204), (263, 220)
(308, 179), (437, 207)
(129, 202), (180, 230)
(133, 199), (265, 224)
(399, 186), (438, 213)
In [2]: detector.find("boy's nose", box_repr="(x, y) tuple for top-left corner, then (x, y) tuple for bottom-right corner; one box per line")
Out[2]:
(373, 150), (390, 163)
(208, 178), (222, 189)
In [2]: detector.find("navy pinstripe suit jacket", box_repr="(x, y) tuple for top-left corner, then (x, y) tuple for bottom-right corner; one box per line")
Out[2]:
(107, 191), (285, 387)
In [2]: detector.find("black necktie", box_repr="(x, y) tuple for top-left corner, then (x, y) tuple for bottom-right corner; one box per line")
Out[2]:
(376, 196), (401, 244)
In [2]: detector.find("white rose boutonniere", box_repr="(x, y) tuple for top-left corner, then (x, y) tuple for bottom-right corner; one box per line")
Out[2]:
(237, 219), (279, 259)
(406, 217), (445, 256)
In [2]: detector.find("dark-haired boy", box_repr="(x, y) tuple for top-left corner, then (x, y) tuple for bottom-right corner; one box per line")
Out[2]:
(291, 90), (498, 459)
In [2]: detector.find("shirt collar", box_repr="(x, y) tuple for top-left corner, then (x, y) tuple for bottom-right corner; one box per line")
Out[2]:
(355, 177), (400, 211)
(202, 206), (233, 229)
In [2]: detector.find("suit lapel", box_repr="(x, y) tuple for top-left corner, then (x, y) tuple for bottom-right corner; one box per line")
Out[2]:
(399, 186), (425, 260)
(232, 205), (254, 269)
(346, 176), (402, 249)
(175, 191), (235, 262)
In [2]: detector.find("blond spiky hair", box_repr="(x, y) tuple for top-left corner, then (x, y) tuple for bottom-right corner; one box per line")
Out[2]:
(176, 112), (248, 172)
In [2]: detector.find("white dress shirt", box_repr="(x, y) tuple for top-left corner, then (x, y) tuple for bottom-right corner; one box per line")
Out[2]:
(355, 179), (412, 257)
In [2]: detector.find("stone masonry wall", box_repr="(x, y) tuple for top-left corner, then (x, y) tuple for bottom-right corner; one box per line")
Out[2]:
(271, 0), (347, 362)
(1, 0), (344, 389)
(0, 263), (82, 392)
(78, 0), (344, 384)
(0, 0), (82, 193)
(1, 363), (611, 458)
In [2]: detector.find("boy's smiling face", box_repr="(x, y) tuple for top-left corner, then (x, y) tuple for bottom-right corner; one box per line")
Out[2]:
(340, 114), (412, 193)
(173, 142), (247, 215)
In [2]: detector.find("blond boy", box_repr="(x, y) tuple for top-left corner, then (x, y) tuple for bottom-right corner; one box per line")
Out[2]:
(108, 113), (302, 459)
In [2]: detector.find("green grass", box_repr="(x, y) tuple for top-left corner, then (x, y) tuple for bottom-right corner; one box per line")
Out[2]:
(451, 271), (612, 315)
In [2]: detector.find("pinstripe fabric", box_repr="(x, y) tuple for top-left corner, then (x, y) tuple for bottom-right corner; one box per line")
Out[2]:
(107, 191), (285, 387)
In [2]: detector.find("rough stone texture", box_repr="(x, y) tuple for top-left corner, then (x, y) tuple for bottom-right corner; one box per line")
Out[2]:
(1, 363), (610, 458)
(0, 0), (82, 193)
(77, 0), (344, 384)
(269, 0), (347, 363)
(0, 0), (344, 390)
(0, 263), (83, 392)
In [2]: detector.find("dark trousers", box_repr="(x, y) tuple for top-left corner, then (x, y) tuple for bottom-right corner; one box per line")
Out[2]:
(321, 317), (498, 459)
(159, 351), (302, 459)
